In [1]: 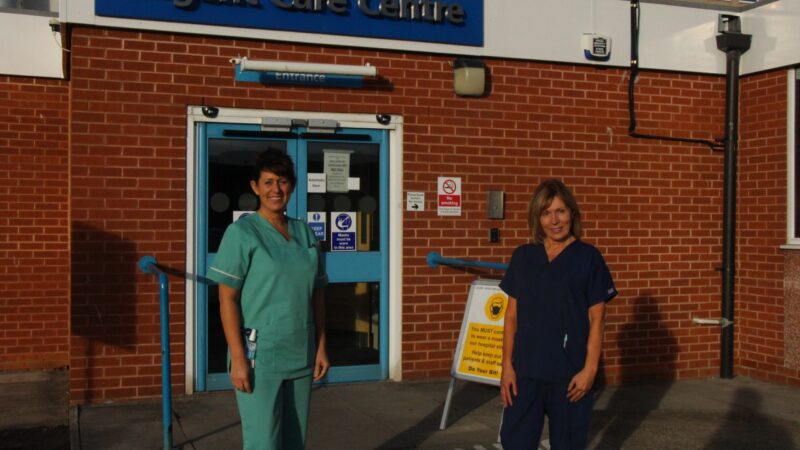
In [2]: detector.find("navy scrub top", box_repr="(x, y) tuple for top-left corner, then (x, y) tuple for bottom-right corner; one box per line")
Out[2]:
(500, 240), (617, 382)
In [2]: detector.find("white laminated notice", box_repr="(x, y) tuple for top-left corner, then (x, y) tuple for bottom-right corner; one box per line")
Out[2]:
(308, 173), (326, 193)
(324, 150), (352, 193)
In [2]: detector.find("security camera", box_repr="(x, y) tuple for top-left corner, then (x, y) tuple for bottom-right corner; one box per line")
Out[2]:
(376, 114), (391, 125)
(202, 106), (219, 118)
(49, 19), (61, 33)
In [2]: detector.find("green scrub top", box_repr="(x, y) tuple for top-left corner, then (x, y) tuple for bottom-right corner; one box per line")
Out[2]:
(208, 213), (328, 378)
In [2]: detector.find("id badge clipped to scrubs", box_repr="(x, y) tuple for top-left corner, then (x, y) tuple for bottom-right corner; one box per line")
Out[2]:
(241, 327), (257, 368)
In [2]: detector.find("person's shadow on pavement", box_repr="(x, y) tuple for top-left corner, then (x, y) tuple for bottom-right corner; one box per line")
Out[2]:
(590, 296), (677, 449)
(703, 387), (795, 450)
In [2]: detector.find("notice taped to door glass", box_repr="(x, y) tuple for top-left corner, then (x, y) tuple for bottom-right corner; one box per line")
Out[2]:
(324, 150), (352, 193)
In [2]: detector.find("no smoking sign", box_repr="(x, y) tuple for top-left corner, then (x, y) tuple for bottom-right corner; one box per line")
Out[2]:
(437, 176), (462, 216)
(442, 179), (457, 194)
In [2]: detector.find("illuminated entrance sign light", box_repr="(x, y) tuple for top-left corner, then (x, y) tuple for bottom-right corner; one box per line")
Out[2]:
(96, 0), (484, 46)
(232, 57), (378, 88)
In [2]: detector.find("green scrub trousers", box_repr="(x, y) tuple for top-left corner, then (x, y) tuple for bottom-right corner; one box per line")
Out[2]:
(236, 374), (312, 450)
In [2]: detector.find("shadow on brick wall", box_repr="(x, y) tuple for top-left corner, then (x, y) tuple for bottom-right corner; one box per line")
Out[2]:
(70, 221), (138, 403)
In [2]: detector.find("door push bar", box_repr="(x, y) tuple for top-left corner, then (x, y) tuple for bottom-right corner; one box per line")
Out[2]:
(426, 251), (509, 271)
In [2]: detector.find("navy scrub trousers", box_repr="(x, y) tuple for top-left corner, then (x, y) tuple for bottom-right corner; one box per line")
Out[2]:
(500, 378), (593, 450)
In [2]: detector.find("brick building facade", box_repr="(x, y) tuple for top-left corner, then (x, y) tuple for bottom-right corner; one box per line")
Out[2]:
(1, 22), (798, 404)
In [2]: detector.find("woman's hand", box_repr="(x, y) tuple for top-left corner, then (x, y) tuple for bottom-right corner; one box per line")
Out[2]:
(566, 367), (596, 402)
(568, 302), (605, 402)
(218, 283), (251, 393)
(500, 364), (518, 407)
(313, 345), (330, 381)
(230, 356), (252, 393)
(500, 296), (518, 407)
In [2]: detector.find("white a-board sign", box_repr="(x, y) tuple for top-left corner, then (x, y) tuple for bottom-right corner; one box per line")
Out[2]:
(452, 279), (508, 384)
(440, 278), (508, 429)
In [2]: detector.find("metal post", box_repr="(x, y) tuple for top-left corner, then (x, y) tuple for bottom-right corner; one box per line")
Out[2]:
(158, 270), (173, 450)
(439, 377), (457, 430)
(138, 256), (174, 450)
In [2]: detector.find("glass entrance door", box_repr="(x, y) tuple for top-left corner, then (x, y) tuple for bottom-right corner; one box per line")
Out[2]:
(196, 121), (388, 390)
(304, 136), (388, 382)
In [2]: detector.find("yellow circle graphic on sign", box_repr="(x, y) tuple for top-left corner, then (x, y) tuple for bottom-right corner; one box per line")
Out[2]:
(484, 293), (507, 321)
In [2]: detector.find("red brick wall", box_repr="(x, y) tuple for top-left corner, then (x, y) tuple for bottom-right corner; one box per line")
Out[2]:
(67, 26), (732, 401)
(407, 69), (727, 384)
(68, 29), (188, 403)
(738, 70), (800, 386)
(0, 76), (70, 371)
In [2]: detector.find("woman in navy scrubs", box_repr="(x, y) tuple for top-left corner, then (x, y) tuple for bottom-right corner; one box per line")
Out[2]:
(500, 179), (616, 450)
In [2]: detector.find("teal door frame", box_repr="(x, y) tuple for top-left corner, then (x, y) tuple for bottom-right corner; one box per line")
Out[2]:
(196, 121), (389, 391)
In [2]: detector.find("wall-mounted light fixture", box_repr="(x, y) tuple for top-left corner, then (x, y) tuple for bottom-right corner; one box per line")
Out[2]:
(231, 57), (377, 88)
(234, 57), (377, 77)
(453, 58), (486, 97)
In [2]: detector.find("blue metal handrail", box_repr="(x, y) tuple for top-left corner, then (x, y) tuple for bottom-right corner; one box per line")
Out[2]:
(426, 251), (509, 271)
(137, 256), (174, 450)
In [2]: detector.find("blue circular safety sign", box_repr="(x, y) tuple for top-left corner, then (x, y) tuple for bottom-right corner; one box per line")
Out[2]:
(335, 213), (352, 230)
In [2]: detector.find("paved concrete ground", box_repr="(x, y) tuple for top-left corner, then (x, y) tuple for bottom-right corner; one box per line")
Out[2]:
(2, 370), (800, 449)
(0, 370), (70, 450)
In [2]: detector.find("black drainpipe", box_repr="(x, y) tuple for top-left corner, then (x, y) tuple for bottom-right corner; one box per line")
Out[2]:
(715, 24), (751, 379)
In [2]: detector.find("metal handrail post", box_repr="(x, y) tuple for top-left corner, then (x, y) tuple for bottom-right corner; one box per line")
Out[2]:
(426, 251), (509, 271)
(138, 256), (174, 450)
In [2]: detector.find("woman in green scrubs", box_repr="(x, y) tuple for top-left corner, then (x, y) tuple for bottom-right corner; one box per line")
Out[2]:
(208, 149), (329, 450)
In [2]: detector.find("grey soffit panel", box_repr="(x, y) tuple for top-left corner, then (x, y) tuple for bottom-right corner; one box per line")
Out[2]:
(625, 0), (779, 12)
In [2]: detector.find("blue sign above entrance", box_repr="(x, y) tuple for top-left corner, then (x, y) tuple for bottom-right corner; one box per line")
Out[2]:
(234, 63), (367, 88)
(95, 0), (484, 47)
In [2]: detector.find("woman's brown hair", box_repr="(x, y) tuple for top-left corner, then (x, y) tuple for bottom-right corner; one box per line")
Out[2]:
(251, 148), (297, 187)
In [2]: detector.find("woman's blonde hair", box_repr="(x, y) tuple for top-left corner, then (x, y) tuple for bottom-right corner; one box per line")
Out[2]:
(527, 179), (583, 244)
